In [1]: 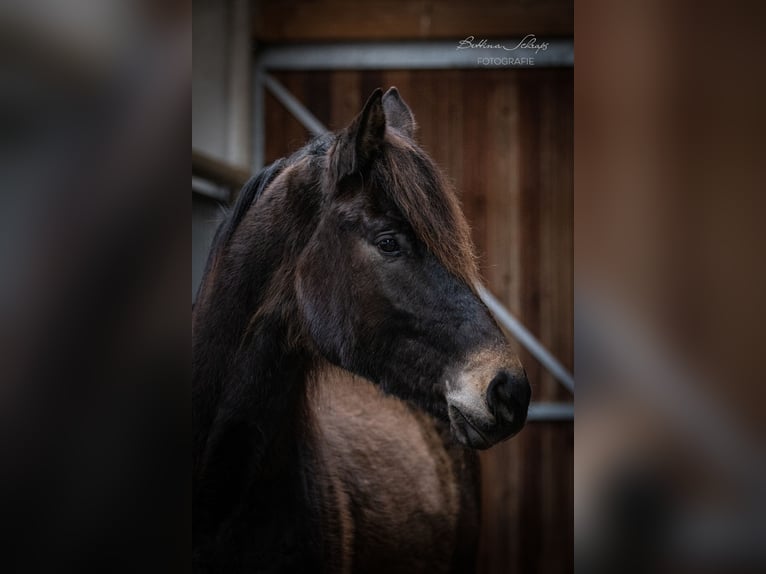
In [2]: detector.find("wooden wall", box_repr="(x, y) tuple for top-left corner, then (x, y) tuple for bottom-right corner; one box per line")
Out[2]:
(253, 0), (574, 41)
(263, 69), (573, 574)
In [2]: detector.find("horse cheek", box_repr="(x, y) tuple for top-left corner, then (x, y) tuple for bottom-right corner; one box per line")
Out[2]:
(295, 250), (351, 366)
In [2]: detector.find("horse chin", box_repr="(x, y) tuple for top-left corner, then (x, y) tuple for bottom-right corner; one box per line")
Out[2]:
(448, 404), (493, 450)
(447, 401), (525, 450)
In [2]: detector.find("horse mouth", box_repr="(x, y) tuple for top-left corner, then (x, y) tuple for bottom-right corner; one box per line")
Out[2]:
(448, 405), (491, 450)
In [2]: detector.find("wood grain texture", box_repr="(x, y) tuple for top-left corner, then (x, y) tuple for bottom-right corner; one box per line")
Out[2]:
(262, 68), (573, 574)
(253, 0), (574, 41)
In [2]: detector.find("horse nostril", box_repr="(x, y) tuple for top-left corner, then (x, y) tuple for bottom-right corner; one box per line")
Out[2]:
(486, 370), (531, 426)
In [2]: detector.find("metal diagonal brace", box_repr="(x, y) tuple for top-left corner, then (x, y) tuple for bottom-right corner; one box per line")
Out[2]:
(263, 74), (328, 137)
(477, 285), (575, 393)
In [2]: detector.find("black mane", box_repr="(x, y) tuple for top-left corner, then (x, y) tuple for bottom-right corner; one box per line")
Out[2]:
(211, 159), (285, 255)
(209, 134), (334, 259)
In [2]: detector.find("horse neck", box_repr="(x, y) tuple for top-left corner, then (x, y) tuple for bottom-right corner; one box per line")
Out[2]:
(192, 188), (320, 483)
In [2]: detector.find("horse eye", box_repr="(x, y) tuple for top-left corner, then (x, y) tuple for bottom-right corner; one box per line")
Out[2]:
(377, 237), (399, 254)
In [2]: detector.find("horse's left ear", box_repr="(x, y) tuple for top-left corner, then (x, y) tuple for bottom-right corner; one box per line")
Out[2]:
(333, 88), (386, 181)
(382, 87), (416, 138)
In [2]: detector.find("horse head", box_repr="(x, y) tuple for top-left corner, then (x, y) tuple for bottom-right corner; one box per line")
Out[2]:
(295, 88), (530, 449)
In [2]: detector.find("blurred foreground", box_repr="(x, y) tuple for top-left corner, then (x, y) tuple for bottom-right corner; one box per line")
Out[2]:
(0, 1), (765, 573)
(0, 1), (189, 572)
(577, 1), (766, 572)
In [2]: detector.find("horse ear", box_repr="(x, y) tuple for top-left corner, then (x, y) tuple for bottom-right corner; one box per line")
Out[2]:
(334, 88), (386, 180)
(382, 87), (416, 138)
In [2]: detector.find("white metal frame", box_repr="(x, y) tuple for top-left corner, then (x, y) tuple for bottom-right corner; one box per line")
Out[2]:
(253, 39), (574, 172)
(257, 40), (574, 71)
(252, 39), (575, 421)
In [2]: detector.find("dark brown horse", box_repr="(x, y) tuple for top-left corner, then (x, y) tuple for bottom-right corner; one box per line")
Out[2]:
(192, 88), (531, 573)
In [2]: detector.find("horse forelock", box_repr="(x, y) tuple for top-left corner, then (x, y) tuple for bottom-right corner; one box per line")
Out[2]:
(205, 130), (476, 294)
(373, 134), (479, 288)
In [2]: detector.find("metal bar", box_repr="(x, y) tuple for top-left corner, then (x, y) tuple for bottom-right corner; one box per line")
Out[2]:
(478, 285), (575, 394)
(258, 39), (573, 70)
(262, 73), (328, 137)
(580, 293), (766, 485)
(193, 148), (250, 190)
(527, 402), (574, 421)
(192, 176), (230, 202)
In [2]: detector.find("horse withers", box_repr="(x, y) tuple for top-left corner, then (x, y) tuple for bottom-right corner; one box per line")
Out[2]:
(192, 87), (531, 573)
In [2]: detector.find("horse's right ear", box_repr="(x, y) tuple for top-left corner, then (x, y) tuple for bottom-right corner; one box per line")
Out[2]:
(333, 88), (386, 181)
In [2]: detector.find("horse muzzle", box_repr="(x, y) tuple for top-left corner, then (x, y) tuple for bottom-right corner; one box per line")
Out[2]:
(447, 369), (531, 449)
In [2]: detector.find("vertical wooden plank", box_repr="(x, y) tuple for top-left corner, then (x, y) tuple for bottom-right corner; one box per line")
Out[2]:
(517, 70), (543, 400)
(537, 422), (575, 573)
(360, 71), (385, 109)
(537, 69), (574, 401)
(279, 72), (312, 153)
(538, 69), (558, 400)
(520, 424), (544, 572)
(264, 72), (313, 163)
(556, 71), (574, 381)
(443, 71), (465, 205)
(554, 69), (574, 399)
(429, 72), (452, 170)
(541, 423), (557, 573)
(461, 70), (489, 277)
(484, 71), (521, 317)
(329, 71), (361, 130)
(405, 71), (437, 164)
(264, 89), (282, 164)
(304, 71), (332, 130)
(505, 70), (525, 323)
